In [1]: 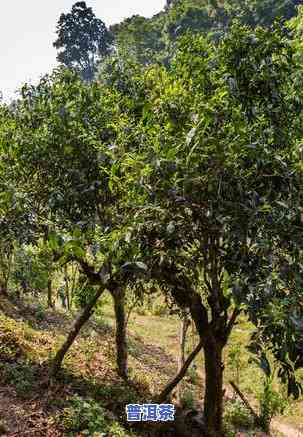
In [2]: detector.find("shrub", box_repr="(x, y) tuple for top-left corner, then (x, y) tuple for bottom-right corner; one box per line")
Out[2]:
(62, 396), (135, 436)
(181, 389), (195, 409)
(0, 315), (34, 361)
(62, 396), (107, 434)
(257, 377), (288, 432)
(0, 362), (36, 398)
(187, 364), (198, 385)
(35, 303), (46, 321)
(227, 343), (243, 386)
(224, 399), (254, 429)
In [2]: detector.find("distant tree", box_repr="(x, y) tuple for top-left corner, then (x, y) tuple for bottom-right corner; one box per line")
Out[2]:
(110, 15), (166, 65)
(220, 0), (302, 28)
(53, 2), (113, 81)
(165, 1), (214, 40)
(108, 0), (303, 74)
(164, 0), (303, 41)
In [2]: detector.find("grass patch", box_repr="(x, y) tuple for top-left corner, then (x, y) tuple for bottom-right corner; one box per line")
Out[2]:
(61, 395), (136, 436)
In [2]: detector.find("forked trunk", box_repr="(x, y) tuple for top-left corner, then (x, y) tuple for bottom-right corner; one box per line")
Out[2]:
(203, 338), (224, 436)
(112, 288), (128, 379)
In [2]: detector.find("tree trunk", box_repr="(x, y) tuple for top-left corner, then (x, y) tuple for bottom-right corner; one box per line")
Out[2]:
(66, 285), (70, 311)
(64, 266), (71, 310)
(203, 338), (225, 436)
(51, 285), (105, 377)
(4, 248), (13, 294)
(0, 278), (8, 297)
(0, 245), (13, 297)
(70, 263), (78, 309)
(155, 337), (203, 404)
(112, 288), (128, 379)
(47, 278), (54, 308)
(176, 316), (190, 403)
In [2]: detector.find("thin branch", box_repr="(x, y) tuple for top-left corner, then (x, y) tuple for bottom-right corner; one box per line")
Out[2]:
(225, 307), (241, 340)
(125, 297), (139, 328)
(154, 338), (204, 404)
(229, 380), (260, 426)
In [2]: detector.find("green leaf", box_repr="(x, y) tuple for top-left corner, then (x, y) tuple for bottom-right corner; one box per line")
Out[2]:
(48, 232), (59, 250)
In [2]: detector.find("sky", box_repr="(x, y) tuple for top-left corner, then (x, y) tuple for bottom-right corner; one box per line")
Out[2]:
(0, 1), (166, 101)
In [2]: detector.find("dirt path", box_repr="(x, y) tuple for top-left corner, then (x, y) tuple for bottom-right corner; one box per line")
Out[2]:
(272, 420), (303, 437)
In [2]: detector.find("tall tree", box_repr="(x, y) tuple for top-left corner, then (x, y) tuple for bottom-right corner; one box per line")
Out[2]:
(115, 24), (303, 435)
(53, 2), (113, 81)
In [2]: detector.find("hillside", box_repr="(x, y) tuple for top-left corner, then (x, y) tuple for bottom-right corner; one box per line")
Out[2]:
(0, 295), (302, 436)
(109, 0), (303, 65)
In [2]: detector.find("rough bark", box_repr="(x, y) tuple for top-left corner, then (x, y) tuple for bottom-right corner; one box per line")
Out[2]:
(203, 337), (225, 437)
(151, 245), (241, 436)
(51, 285), (105, 376)
(111, 288), (128, 379)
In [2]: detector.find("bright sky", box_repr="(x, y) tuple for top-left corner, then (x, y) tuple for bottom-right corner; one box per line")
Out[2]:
(0, 1), (166, 101)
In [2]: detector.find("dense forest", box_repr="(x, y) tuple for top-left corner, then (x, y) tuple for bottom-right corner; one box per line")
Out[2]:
(2, 1), (303, 436)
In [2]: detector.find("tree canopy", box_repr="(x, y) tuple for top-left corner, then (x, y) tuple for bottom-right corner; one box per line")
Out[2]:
(53, 2), (113, 81)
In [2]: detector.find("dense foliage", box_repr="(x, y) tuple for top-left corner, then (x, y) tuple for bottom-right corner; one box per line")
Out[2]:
(2, 1), (303, 436)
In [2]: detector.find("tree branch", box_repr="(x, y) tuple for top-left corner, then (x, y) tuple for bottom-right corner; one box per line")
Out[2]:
(225, 307), (241, 340)
(154, 338), (203, 404)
